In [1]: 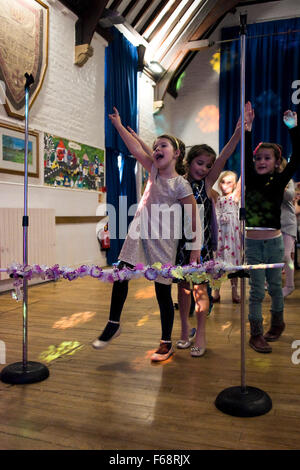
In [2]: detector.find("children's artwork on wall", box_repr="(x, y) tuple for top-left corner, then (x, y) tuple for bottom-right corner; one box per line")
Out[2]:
(44, 133), (105, 191)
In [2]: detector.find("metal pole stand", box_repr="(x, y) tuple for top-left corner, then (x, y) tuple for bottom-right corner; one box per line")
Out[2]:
(0, 73), (49, 385)
(215, 14), (272, 417)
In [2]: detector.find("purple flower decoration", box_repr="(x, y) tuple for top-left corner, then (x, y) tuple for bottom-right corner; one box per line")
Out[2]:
(107, 273), (115, 283)
(118, 268), (132, 281)
(144, 267), (158, 281)
(52, 264), (63, 280)
(90, 266), (103, 279)
(65, 271), (79, 281)
(204, 260), (216, 274)
(32, 264), (46, 279)
(76, 265), (90, 277)
(45, 268), (57, 281)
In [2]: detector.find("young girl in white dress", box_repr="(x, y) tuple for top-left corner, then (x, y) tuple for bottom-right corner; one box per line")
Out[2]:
(212, 170), (241, 303)
(92, 108), (201, 362)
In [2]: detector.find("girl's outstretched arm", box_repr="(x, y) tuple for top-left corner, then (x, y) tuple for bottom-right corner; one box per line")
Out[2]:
(127, 126), (153, 159)
(244, 101), (256, 179)
(206, 117), (241, 190)
(281, 110), (299, 184)
(109, 107), (153, 171)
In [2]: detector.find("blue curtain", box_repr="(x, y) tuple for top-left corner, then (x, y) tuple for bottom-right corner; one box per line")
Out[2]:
(120, 155), (137, 213)
(105, 28), (138, 265)
(219, 18), (300, 179)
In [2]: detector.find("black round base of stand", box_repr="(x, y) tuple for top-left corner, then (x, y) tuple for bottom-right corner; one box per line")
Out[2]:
(0, 361), (49, 385)
(215, 385), (272, 417)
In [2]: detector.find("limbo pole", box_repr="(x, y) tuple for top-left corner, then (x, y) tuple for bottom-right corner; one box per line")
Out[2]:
(215, 14), (272, 417)
(239, 13), (247, 392)
(0, 74), (49, 385)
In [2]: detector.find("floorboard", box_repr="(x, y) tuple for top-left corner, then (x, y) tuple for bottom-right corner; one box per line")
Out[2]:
(0, 270), (300, 450)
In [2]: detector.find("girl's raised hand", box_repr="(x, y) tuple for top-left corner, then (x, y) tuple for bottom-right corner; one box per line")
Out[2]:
(108, 107), (122, 128)
(245, 101), (255, 131)
(283, 110), (297, 129)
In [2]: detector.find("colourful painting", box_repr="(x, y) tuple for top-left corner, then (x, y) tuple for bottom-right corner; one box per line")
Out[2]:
(0, 122), (39, 177)
(44, 133), (105, 191)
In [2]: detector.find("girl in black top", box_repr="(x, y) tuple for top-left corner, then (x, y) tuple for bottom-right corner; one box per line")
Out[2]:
(244, 102), (299, 353)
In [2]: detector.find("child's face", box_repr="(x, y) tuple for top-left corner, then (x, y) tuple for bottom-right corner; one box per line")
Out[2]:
(189, 154), (214, 181)
(153, 138), (178, 170)
(219, 175), (236, 196)
(254, 148), (277, 175)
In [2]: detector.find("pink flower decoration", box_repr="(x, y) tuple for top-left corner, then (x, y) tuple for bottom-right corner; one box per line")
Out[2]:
(135, 263), (144, 270)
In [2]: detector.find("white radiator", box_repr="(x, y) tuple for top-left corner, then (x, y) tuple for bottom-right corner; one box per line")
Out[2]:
(0, 208), (56, 280)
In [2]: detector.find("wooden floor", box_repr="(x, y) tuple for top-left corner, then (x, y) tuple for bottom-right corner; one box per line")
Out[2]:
(0, 270), (300, 450)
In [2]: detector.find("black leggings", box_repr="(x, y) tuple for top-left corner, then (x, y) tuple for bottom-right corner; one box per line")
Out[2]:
(109, 280), (174, 341)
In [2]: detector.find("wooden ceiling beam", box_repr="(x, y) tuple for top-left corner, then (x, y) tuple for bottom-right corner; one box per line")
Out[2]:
(152, 0), (196, 59)
(139, 0), (169, 36)
(147, 0), (182, 42)
(59, 0), (110, 66)
(109, 0), (123, 11)
(74, 0), (110, 45)
(154, 0), (241, 101)
(131, 0), (154, 28)
(122, 0), (140, 18)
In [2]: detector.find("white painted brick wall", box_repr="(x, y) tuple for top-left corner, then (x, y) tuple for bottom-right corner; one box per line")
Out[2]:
(0, 1), (108, 278)
(138, 73), (157, 146)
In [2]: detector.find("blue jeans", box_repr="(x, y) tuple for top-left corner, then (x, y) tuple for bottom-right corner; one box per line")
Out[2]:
(245, 236), (284, 335)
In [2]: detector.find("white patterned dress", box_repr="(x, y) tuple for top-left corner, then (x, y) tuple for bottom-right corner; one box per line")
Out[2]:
(215, 192), (241, 266)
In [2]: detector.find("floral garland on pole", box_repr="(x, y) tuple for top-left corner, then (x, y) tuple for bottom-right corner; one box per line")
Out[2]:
(1, 260), (284, 301)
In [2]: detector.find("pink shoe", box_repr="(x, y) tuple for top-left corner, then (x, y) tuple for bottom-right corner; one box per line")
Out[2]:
(151, 341), (173, 362)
